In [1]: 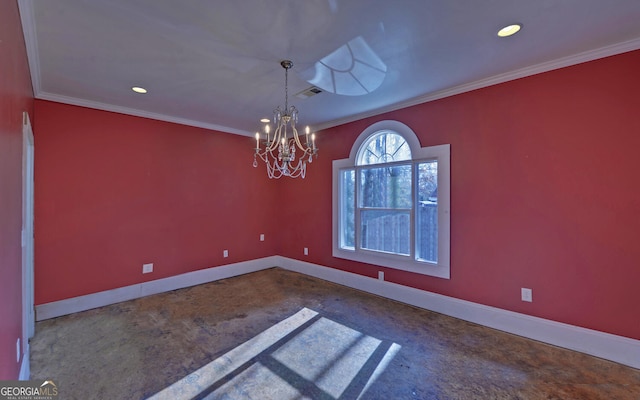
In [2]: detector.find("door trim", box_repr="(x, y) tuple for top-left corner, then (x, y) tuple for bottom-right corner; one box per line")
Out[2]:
(21, 111), (35, 379)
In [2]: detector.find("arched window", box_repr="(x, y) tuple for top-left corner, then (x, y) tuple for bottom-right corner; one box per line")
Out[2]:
(332, 121), (450, 278)
(357, 131), (411, 165)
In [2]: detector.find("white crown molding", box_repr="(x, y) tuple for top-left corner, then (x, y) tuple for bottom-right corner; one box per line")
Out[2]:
(17, 0), (40, 95)
(35, 91), (253, 136)
(314, 37), (640, 132)
(19, 0), (640, 138)
(18, 0), (253, 136)
(17, 0), (251, 137)
(35, 256), (640, 369)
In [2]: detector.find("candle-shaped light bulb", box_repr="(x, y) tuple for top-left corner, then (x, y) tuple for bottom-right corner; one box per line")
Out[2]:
(255, 132), (260, 148)
(305, 126), (310, 146)
(311, 133), (316, 150)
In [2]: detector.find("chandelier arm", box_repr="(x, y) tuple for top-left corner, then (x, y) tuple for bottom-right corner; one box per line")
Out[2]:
(256, 152), (270, 165)
(265, 127), (283, 153)
(289, 159), (306, 178)
(290, 127), (307, 152)
(265, 138), (279, 153)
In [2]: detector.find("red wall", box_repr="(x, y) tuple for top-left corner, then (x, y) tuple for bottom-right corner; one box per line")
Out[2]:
(34, 102), (278, 304)
(0, 0), (34, 380)
(30, 49), (640, 344)
(280, 50), (640, 341)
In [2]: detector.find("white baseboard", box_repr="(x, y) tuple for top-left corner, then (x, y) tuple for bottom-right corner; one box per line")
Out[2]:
(19, 342), (30, 380)
(35, 256), (279, 321)
(35, 255), (640, 369)
(278, 257), (640, 370)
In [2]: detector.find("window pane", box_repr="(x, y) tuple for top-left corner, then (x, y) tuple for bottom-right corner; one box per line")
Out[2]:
(359, 165), (412, 209)
(360, 210), (410, 255)
(340, 169), (355, 249)
(416, 161), (438, 262)
(358, 132), (411, 165)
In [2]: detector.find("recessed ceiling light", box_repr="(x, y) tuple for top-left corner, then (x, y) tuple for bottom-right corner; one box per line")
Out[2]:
(497, 24), (522, 38)
(260, 118), (270, 123)
(131, 86), (147, 94)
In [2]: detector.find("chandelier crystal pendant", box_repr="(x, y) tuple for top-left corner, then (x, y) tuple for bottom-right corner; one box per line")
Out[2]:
(253, 60), (318, 179)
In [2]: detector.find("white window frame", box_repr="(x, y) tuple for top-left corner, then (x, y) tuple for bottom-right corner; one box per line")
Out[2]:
(332, 120), (451, 279)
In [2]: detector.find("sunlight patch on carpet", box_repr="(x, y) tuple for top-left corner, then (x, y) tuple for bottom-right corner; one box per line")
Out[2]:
(147, 307), (400, 400)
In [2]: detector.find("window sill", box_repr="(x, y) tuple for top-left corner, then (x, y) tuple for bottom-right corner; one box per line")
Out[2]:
(333, 247), (450, 279)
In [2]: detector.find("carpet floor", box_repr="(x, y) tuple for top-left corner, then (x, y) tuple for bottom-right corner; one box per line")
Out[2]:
(30, 267), (640, 399)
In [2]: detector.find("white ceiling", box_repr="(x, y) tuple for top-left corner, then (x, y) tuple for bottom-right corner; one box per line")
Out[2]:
(18, 0), (640, 136)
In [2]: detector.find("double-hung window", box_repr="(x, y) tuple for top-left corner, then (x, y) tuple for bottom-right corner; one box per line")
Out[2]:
(332, 120), (450, 278)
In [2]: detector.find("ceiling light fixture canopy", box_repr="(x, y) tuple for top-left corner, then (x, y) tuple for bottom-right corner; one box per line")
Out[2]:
(253, 60), (318, 179)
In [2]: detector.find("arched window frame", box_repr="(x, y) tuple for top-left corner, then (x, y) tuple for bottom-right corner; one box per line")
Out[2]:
(356, 130), (412, 165)
(332, 120), (450, 279)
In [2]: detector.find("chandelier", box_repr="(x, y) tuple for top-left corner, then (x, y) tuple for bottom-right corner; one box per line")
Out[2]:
(253, 60), (318, 179)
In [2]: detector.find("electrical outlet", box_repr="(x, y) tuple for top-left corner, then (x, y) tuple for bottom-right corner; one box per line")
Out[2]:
(260, 234), (265, 241)
(378, 271), (384, 281)
(142, 263), (153, 274)
(304, 247), (309, 256)
(521, 288), (533, 302)
(223, 249), (229, 258)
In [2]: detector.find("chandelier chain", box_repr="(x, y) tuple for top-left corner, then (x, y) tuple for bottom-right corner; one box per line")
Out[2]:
(284, 62), (289, 112)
